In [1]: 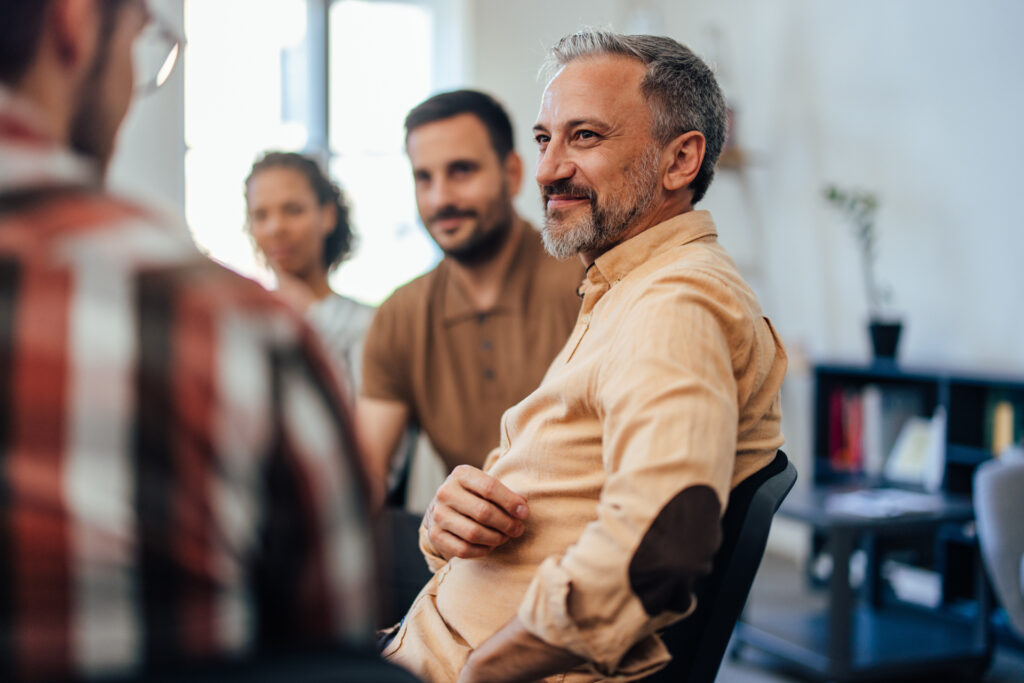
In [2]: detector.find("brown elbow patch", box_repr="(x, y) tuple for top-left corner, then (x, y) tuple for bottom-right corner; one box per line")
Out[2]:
(628, 485), (722, 616)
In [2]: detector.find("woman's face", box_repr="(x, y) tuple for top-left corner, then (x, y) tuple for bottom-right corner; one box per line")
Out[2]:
(246, 167), (335, 278)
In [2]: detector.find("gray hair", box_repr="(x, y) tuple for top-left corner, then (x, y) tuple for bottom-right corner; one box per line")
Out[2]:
(544, 29), (726, 204)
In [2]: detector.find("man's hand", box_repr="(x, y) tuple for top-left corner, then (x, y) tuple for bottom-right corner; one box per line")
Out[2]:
(425, 465), (530, 560)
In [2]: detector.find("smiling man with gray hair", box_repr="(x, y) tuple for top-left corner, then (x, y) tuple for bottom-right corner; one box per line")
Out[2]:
(383, 29), (787, 683)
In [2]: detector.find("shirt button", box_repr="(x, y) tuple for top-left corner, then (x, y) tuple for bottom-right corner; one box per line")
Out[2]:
(481, 339), (493, 351)
(483, 369), (495, 380)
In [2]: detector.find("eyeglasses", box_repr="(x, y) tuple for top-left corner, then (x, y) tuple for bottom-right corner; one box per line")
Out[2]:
(131, 3), (184, 97)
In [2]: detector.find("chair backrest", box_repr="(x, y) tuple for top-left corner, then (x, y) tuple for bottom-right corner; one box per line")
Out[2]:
(974, 452), (1024, 640)
(643, 450), (797, 682)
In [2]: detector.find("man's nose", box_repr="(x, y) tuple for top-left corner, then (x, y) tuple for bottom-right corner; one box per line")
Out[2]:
(426, 177), (455, 212)
(535, 145), (574, 187)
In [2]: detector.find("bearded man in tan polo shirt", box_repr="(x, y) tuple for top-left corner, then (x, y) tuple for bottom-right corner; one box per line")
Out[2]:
(383, 30), (788, 683)
(359, 90), (584, 502)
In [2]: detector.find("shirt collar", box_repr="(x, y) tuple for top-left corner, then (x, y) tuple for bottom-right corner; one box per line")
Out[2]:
(441, 217), (542, 324)
(580, 210), (718, 298)
(0, 85), (101, 193)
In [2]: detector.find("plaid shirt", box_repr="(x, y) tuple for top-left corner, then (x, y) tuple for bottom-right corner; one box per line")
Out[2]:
(0, 87), (376, 680)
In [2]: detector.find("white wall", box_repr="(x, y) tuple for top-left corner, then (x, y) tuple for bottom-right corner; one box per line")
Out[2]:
(108, 0), (185, 215)
(663, 0), (1024, 371)
(469, 0), (1024, 375)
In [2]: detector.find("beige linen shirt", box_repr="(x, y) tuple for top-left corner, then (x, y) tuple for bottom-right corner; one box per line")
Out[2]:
(384, 210), (787, 682)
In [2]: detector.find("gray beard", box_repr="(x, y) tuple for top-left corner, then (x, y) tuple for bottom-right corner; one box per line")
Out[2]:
(541, 145), (660, 260)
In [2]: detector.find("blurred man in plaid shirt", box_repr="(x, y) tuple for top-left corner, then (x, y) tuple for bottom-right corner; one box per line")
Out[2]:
(0, 1), (378, 679)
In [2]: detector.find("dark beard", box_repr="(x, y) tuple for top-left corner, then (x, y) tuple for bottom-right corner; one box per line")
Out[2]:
(444, 208), (514, 266)
(432, 181), (517, 266)
(69, 87), (111, 173)
(69, 2), (121, 174)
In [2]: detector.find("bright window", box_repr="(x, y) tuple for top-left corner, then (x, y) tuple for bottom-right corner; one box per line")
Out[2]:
(327, 1), (440, 303)
(183, 0), (450, 303)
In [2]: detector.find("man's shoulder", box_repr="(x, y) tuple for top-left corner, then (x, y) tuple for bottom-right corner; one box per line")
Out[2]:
(377, 260), (446, 314)
(632, 236), (762, 321)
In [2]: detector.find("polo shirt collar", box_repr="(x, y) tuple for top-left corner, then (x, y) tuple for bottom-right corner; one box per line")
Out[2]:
(441, 217), (540, 324)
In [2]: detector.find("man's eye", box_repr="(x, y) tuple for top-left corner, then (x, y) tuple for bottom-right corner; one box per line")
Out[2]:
(576, 130), (598, 141)
(535, 134), (550, 146)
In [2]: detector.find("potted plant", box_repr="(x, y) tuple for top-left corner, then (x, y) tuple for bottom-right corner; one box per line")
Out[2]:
(823, 184), (902, 360)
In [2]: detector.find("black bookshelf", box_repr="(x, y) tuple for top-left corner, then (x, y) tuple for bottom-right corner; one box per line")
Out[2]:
(812, 361), (1024, 494)
(811, 361), (1024, 618)
(733, 361), (1024, 679)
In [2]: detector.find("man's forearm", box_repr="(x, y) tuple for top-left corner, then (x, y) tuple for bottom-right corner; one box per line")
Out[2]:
(458, 617), (584, 683)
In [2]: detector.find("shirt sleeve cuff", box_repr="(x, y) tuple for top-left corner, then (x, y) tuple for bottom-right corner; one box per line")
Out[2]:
(418, 520), (448, 574)
(516, 557), (693, 678)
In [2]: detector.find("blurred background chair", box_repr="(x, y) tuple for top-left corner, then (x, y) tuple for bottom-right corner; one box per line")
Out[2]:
(974, 447), (1024, 640)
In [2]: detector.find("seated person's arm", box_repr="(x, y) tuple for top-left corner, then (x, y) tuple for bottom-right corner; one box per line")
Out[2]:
(355, 396), (410, 508)
(465, 283), (756, 681)
(358, 297), (417, 508)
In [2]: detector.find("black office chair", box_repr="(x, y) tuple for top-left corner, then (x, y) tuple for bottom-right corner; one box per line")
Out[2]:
(379, 506), (436, 627)
(643, 450), (797, 682)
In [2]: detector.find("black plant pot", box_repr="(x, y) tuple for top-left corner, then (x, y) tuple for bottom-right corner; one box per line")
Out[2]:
(868, 320), (902, 360)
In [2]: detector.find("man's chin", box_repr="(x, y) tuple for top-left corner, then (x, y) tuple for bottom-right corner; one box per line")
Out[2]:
(541, 220), (588, 260)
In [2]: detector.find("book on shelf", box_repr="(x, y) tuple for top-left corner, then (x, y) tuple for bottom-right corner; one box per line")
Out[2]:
(862, 385), (884, 476)
(984, 392), (1023, 454)
(825, 384), (930, 479)
(883, 406), (946, 491)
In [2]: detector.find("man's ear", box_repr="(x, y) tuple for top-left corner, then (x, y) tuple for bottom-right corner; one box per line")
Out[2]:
(662, 130), (706, 193)
(50, 0), (100, 70)
(503, 150), (524, 198)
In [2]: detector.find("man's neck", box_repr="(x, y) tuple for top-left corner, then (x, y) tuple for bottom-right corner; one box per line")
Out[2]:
(579, 198), (694, 267)
(12, 59), (75, 146)
(447, 216), (525, 312)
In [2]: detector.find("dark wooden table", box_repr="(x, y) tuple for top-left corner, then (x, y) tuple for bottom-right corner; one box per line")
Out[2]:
(733, 486), (992, 681)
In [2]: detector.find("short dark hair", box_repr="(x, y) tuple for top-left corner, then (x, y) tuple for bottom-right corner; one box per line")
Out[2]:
(0, 1), (52, 84)
(404, 89), (515, 160)
(545, 30), (727, 205)
(245, 152), (356, 273)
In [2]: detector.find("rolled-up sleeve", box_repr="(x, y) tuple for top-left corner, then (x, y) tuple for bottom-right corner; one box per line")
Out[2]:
(517, 274), (743, 676)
